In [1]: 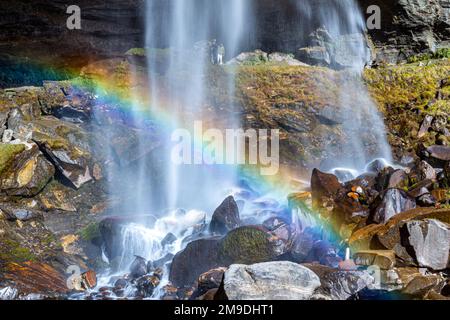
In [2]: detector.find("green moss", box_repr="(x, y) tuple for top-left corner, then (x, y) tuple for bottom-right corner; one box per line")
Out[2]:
(218, 227), (275, 264)
(79, 222), (101, 241)
(0, 239), (36, 263)
(125, 48), (147, 57)
(0, 143), (25, 175)
(364, 60), (450, 115)
(407, 48), (450, 63)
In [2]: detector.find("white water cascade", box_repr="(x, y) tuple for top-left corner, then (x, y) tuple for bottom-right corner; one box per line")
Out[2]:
(92, 0), (393, 299)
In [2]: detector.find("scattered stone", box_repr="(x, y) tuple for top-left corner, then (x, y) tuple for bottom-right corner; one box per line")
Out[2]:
(418, 115), (434, 138)
(193, 267), (227, 298)
(135, 275), (160, 298)
(388, 169), (409, 189)
(418, 161), (437, 181)
(209, 196), (240, 235)
(354, 250), (396, 269)
(371, 189), (416, 224)
(81, 270), (97, 289)
(407, 219), (450, 270)
(220, 261), (321, 300)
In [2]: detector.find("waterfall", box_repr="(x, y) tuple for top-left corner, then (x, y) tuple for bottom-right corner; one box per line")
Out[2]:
(95, 0), (393, 294)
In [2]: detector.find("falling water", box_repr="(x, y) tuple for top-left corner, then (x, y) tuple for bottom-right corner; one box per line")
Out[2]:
(95, 0), (393, 296)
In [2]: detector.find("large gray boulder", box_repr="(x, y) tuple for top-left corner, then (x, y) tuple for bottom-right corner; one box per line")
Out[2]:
(220, 261), (321, 300)
(407, 219), (450, 270)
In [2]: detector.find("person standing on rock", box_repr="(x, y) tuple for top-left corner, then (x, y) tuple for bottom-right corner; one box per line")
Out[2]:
(218, 43), (225, 65)
(210, 39), (218, 65)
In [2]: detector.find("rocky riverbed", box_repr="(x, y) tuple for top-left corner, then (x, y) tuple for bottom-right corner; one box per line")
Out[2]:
(0, 44), (449, 300)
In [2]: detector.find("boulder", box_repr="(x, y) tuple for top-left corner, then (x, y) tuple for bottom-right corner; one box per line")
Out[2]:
(8, 116), (95, 189)
(169, 238), (222, 288)
(0, 144), (54, 196)
(219, 261), (321, 300)
(0, 262), (69, 298)
(311, 169), (341, 208)
(387, 169), (409, 189)
(304, 263), (374, 300)
(407, 219), (450, 270)
(218, 226), (284, 265)
(371, 189), (416, 224)
(129, 256), (148, 279)
(422, 145), (450, 168)
(209, 196), (240, 235)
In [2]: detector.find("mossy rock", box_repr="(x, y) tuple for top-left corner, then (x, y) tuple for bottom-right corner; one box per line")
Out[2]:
(0, 143), (25, 175)
(0, 238), (37, 265)
(79, 222), (101, 242)
(218, 226), (277, 265)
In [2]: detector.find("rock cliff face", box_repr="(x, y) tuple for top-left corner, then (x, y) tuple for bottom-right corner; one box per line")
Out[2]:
(0, 0), (449, 86)
(360, 0), (450, 63)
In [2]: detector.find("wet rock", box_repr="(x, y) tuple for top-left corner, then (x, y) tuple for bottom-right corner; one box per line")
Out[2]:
(209, 196), (240, 235)
(304, 263), (374, 300)
(311, 169), (341, 208)
(365, 158), (390, 174)
(161, 233), (177, 247)
(290, 231), (315, 263)
(407, 219), (450, 270)
(169, 238), (222, 288)
(354, 250), (396, 270)
(150, 253), (174, 270)
(81, 270), (97, 289)
(130, 256), (148, 279)
(135, 275), (160, 298)
(0, 144), (54, 197)
(219, 261), (321, 300)
(371, 189), (416, 224)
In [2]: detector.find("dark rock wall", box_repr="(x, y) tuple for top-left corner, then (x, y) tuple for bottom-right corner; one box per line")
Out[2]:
(0, 0), (448, 86)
